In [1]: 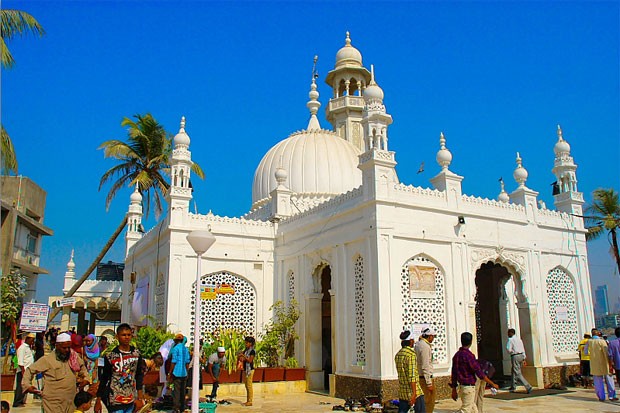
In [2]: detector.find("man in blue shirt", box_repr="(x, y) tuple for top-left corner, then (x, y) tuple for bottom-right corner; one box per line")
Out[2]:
(167, 333), (191, 413)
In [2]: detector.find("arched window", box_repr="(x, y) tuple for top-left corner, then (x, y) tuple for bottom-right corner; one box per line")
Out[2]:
(546, 267), (579, 353)
(401, 256), (448, 363)
(190, 271), (256, 336)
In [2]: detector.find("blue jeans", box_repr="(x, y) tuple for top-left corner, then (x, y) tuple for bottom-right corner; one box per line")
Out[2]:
(398, 395), (425, 413)
(210, 363), (221, 398)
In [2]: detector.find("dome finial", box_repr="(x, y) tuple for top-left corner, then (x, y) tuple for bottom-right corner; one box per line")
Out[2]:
(557, 124), (563, 140)
(173, 116), (190, 147)
(345, 31), (351, 46)
(370, 64), (376, 85)
(498, 177), (509, 202)
(306, 56), (321, 130)
(67, 249), (76, 271)
(513, 152), (529, 187)
(436, 131), (452, 171)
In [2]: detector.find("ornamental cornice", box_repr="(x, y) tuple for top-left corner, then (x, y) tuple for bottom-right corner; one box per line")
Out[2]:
(470, 246), (526, 274)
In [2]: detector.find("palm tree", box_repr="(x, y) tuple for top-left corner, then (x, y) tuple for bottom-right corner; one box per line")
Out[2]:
(98, 113), (204, 218)
(585, 188), (620, 276)
(1, 9), (45, 174)
(49, 114), (204, 323)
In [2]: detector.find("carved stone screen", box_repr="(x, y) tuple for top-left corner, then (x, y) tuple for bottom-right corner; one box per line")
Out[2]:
(288, 270), (295, 305)
(546, 267), (579, 354)
(401, 256), (448, 363)
(190, 271), (256, 337)
(354, 255), (366, 365)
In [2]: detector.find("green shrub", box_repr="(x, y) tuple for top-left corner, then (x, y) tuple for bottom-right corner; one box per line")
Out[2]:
(204, 328), (247, 373)
(133, 325), (174, 359)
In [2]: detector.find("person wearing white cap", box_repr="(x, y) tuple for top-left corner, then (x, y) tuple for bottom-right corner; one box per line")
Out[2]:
(22, 332), (89, 413)
(13, 333), (35, 407)
(206, 346), (227, 400)
(414, 327), (436, 413)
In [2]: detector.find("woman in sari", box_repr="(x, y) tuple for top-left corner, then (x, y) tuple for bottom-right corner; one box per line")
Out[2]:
(83, 334), (100, 384)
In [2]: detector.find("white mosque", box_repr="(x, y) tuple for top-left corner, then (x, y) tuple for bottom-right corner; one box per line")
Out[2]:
(121, 33), (593, 399)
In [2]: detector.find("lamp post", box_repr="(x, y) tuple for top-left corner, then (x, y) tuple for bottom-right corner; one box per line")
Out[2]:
(186, 230), (216, 413)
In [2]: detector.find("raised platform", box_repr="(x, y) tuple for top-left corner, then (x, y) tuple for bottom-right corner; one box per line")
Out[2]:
(199, 379), (307, 398)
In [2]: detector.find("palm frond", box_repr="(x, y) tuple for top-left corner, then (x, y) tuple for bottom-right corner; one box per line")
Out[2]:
(1, 124), (18, 174)
(1, 10), (45, 69)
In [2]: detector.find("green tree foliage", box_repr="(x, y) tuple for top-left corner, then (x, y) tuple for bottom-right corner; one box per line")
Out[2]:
(204, 328), (247, 373)
(257, 300), (301, 367)
(133, 324), (174, 359)
(0, 269), (25, 325)
(99, 113), (204, 218)
(585, 188), (620, 276)
(1, 9), (45, 175)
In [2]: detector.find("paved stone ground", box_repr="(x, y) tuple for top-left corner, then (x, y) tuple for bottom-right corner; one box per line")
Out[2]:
(3, 387), (620, 412)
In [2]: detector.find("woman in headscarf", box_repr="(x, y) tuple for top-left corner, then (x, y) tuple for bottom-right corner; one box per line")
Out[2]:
(158, 339), (176, 396)
(83, 334), (100, 385)
(69, 333), (85, 379)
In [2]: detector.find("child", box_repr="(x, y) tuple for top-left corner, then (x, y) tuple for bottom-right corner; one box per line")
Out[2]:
(1, 400), (10, 413)
(74, 391), (93, 413)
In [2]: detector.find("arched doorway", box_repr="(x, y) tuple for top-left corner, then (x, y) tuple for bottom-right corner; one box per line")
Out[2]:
(475, 262), (511, 376)
(321, 266), (332, 391)
(307, 264), (334, 392)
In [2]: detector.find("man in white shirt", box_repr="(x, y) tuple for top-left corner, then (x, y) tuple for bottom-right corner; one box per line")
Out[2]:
(206, 347), (227, 400)
(506, 328), (532, 393)
(13, 333), (35, 407)
(414, 327), (436, 413)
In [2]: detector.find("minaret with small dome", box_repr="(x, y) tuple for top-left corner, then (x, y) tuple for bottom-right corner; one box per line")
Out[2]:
(63, 249), (76, 291)
(168, 116), (194, 223)
(126, 183), (143, 255)
(325, 32), (371, 152)
(430, 132), (464, 207)
(509, 152), (539, 219)
(552, 125), (584, 217)
(361, 65), (392, 151)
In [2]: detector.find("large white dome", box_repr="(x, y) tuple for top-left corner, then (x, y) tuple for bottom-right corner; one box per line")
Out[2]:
(252, 129), (362, 205)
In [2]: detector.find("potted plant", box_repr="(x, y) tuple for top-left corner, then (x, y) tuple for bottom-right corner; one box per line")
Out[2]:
(258, 300), (302, 382)
(132, 322), (174, 385)
(202, 328), (246, 384)
(0, 269), (25, 390)
(284, 356), (305, 381)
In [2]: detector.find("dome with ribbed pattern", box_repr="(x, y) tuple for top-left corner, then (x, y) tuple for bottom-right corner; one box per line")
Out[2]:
(252, 129), (362, 205)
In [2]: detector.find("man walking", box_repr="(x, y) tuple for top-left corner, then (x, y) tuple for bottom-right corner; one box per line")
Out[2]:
(95, 323), (146, 413)
(450, 332), (498, 413)
(395, 330), (425, 413)
(506, 328), (532, 393)
(206, 347), (226, 400)
(589, 328), (618, 402)
(167, 333), (191, 413)
(607, 327), (620, 389)
(414, 327), (436, 412)
(13, 333), (35, 407)
(22, 332), (89, 413)
(577, 333), (592, 387)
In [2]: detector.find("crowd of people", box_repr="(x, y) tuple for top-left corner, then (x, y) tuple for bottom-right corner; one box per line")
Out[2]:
(576, 327), (620, 402)
(11, 325), (256, 413)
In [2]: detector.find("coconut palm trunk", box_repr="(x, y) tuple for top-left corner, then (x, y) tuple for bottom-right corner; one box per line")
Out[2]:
(47, 217), (127, 323)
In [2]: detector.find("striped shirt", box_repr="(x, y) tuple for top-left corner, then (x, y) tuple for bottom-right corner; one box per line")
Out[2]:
(395, 346), (423, 401)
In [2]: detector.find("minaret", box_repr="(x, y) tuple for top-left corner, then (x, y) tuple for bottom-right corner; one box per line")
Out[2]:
(167, 116), (194, 223)
(552, 125), (584, 216)
(325, 32), (371, 152)
(509, 152), (539, 222)
(430, 132), (464, 208)
(361, 65), (393, 151)
(63, 249), (76, 293)
(358, 66), (398, 200)
(126, 184), (143, 256)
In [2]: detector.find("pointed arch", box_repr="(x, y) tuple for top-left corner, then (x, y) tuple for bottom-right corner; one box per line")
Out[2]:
(190, 270), (257, 336)
(400, 254), (448, 363)
(545, 266), (579, 353)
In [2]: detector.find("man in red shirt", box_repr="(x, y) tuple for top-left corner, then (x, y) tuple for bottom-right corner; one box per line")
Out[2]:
(450, 332), (498, 413)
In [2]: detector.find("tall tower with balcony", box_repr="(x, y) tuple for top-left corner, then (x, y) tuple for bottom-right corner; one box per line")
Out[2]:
(325, 32), (371, 152)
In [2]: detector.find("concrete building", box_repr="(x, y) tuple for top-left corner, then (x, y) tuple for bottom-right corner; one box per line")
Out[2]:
(121, 34), (593, 399)
(0, 176), (53, 302)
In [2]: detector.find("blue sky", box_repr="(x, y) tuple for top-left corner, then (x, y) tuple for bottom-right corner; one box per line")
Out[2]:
(3, 1), (619, 308)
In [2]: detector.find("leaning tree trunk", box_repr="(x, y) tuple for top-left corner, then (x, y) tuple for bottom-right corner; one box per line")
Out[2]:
(47, 216), (128, 323)
(612, 228), (620, 277)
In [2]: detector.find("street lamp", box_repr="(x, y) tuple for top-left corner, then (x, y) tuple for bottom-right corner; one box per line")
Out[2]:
(186, 230), (216, 413)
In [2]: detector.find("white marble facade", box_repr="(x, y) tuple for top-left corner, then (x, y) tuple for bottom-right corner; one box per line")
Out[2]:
(121, 33), (593, 394)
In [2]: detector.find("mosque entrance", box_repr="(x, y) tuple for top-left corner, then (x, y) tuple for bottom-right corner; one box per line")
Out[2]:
(320, 266), (333, 391)
(474, 262), (512, 377)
